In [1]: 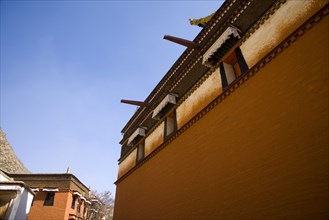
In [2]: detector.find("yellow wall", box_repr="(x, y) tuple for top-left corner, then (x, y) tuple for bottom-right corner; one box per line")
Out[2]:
(145, 122), (164, 157)
(117, 148), (137, 179)
(114, 11), (328, 219)
(241, 0), (327, 68)
(176, 68), (222, 129)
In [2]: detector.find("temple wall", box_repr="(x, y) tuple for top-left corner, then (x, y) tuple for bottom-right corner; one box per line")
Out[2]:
(114, 13), (329, 219)
(117, 148), (137, 179)
(241, 0), (327, 68)
(176, 69), (222, 129)
(28, 191), (69, 220)
(145, 122), (164, 157)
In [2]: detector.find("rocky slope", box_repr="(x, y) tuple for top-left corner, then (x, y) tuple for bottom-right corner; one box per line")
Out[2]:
(0, 128), (30, 174)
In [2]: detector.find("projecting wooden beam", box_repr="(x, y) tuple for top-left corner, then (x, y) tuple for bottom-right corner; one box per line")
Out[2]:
(163, 35), (199, 49)
(121, 99), (145, 106)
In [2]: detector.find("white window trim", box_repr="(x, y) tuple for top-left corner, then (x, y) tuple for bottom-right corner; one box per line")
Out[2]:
(73, 191), (82, 197)
(203, 26), (241, 67)
(127, 127), (146, 146)
(42, 188), (59, 192)
(152, 94), (177, 119)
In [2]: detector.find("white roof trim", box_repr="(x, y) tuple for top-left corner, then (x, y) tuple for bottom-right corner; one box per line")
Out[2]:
(31, 188), (39, 192)
(81, 196), (87, 202)
(127, 127), (146, 146)
(152, 94), (176, 119)
(85, 200), (92, 205)
(42, 188), (59, 192)
(73, 191), (82, 197)
(0, 185), (22, 191)
(202, 26), (240, 67)
(91, 199), (102, 204)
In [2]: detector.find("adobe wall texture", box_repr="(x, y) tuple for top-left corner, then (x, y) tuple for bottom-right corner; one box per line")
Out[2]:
(118, 148), (137, 179)
(114, 14), (328, 220)
(27, 190), (87, 220)
(176, 68), (222, 129)
(28, 191), (69, 220)
(63, 192), (88, 220)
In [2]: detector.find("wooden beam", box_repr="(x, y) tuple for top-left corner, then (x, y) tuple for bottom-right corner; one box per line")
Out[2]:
(121, 99), (145, 106)
(163, 35), (199, 49)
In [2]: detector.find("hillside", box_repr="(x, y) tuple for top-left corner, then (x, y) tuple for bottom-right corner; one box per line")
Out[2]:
(0, 128), (30, 174)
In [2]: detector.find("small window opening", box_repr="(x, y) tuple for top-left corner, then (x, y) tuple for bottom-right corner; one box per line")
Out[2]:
(71, 195), (76, 209)
(77, 199), (81, 213)
(220, 47), (248, 89)
(44, 192), (55, 206)
(137, 142), (145, 163)
(165, 110), (177, 138)
(83, 206), (87, 217)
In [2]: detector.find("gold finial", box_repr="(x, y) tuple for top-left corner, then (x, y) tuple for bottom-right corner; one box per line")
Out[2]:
(66, 166), (71, 174)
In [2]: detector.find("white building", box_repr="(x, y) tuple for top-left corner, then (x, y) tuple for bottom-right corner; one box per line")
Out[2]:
(0, 169), (34, 220)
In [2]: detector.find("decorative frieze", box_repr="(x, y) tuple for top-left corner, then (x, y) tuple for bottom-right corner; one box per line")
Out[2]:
(115, 6), (328, 184)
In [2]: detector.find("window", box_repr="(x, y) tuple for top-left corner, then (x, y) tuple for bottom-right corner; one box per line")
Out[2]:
(44, 192), (55, 206)
(128, 127), (146, 146)
(71, 195), (76, 209)
(77, 199), (81, 213)
(83, 206), (87, 218)
(164, 110), (177, 138)
(219, 47), (248, 89)
(136, 142), (145, 163)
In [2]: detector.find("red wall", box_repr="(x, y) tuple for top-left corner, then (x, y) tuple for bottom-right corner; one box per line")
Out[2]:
(28, 191), (69, 220)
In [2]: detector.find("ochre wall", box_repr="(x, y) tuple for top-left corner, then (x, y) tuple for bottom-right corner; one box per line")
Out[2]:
(145, 122), (164, 157)
(176, 68), (222, 129)
(241, 0), (327, 68)
(114, 13), (328, 220)
(117, 148), (137, 179)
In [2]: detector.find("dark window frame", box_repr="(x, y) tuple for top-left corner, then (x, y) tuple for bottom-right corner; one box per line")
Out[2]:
(164, 109), (177, 140)
(71, 195), (76, 209)
(136, 142), (145, 163)
(83, 205), (87, 217)
(220, 47), (249, 89)
(77, 199), (81, 213)
(44, 192), (55, 206)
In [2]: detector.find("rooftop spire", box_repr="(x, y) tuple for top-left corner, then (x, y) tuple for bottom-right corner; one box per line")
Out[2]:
(189, 12), (215, 27)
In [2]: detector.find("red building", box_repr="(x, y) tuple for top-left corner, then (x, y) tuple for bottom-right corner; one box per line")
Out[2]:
(10, 173), (93, 220)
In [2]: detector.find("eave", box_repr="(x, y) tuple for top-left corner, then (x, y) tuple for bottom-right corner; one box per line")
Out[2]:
(120, 0), (279, 146)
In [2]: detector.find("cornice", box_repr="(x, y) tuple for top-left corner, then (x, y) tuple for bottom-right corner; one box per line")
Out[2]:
(115, 4), (329, 185)
(120, 0), (253, 144)
(241, 0), (286, 43)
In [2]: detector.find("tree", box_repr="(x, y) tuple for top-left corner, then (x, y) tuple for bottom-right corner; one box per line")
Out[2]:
(90, 190), (114, 220)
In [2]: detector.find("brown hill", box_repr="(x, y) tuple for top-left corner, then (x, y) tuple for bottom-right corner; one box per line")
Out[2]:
(0, 128), (30, 174)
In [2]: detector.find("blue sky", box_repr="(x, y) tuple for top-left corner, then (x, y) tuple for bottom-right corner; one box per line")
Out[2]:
(1, 0), (222, 196)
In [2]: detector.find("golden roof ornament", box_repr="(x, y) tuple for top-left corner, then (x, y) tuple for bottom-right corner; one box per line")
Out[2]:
(189, 12), (215, 27)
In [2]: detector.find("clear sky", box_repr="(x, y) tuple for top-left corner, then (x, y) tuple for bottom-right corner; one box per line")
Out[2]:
(1, 0), (222, 196)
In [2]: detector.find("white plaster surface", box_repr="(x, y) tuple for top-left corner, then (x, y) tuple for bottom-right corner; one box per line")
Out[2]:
(241, 0), (326, 68)
(118, 148), (137, 178)
(177, 69), (222, 128)
(145, 122), (164, 157)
